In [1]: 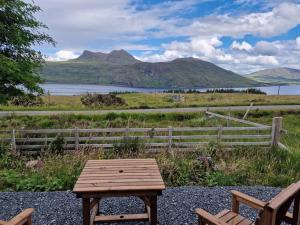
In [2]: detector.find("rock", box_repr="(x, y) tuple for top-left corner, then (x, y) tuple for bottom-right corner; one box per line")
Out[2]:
(26, 160), (44, 170)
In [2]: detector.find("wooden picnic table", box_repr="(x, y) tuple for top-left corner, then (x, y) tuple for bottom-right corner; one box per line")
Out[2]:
(73, 159), (165, 225)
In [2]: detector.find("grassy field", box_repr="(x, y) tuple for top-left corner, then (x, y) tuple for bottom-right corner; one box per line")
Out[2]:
(0, 93), (300, 111)
(0, 109), (299, 191)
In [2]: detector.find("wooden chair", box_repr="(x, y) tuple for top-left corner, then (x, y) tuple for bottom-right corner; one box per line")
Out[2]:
(0, 208), (34, 225)
(196, 181), (300, 225)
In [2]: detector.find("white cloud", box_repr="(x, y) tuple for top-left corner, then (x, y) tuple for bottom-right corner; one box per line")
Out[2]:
(231, 41), (253, 52)
(188, 2), (300, 38)
(243, 55), (279, 65)
(47, 50), (79, 61)
(33, 0), (200, 49)
(254, 41), (278, 55)
(140, 36), (235, 63)
(29, 0), (300, 73)
(296, 37), (300, 49)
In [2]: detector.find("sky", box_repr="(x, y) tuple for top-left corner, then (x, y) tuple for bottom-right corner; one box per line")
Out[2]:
(32, 0), (300, 74)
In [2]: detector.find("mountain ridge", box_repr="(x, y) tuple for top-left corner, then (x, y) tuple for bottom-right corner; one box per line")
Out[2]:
(41, 50), (260, 88)
(248, 67), (300, 84)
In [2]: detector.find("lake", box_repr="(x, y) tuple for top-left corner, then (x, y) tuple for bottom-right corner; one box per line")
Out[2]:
(40, 83), (300, 96)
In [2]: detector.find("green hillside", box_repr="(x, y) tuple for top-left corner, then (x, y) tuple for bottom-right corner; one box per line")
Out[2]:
(40, 50), (260, 88)
(249, 67), (300, 84)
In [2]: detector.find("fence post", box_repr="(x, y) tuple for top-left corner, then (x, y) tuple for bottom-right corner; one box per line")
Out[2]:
(11, 129), (17, 155)
(168, 126), (173, 153)
(125, 126), (130, 139)
(75, 128), (79, 151)
(218, 126), (223, 143)
(271, 117), (283, 147)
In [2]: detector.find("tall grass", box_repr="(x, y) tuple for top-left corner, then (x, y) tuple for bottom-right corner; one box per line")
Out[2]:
(0, 143), (299, 191)
(1, 93), (300, 111)
(0, 109), (299, 191)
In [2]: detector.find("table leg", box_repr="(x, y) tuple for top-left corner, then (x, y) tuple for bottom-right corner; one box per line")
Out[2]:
(150, 196), (158, 225)
(82, 198), (90, 225)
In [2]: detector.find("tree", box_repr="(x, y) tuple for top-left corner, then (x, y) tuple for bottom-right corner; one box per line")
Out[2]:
(0, 0), (55, 103)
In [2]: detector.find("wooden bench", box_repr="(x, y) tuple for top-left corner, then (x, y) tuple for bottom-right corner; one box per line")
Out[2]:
(196, 181), (300, 225)
(0, 208), (34, 225)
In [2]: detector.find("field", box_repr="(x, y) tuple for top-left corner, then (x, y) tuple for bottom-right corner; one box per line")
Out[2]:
(0, 108), (299, 191)
(0, 93), (300, 111)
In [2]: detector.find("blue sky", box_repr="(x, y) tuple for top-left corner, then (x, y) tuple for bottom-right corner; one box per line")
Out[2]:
(34, 0), (300, 74)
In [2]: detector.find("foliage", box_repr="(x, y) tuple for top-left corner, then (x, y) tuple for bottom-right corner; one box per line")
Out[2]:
(48, 134), (65, 155)
(0, 153), (87, 191)
(112, 137), (144, 157)
(80, 93), (125, 107)
(0, 0), (55, 103)
(0, 109), (299, 191)
(205, 88), (266, 95)
(0, 93), (300, 111)
(9, 94), (43, 107)
(163, 89), (266, 94)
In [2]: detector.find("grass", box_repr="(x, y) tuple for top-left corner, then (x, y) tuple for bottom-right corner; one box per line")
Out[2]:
(1, 93), (300, 111)
(0, 109), (299, 191)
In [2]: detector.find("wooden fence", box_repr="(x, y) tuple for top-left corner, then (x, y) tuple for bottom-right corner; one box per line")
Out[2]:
(0, 114), (285, 155)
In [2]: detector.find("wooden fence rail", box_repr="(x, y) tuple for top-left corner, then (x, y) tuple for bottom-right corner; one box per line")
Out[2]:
(0, 125), (282, 154)
(0, 114), (286, 154)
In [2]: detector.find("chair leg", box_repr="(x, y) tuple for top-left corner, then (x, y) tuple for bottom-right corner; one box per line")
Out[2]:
(25, 217), (32, 225)
(198, 217), (203, 225)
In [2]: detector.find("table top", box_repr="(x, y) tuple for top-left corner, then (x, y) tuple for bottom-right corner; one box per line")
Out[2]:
(73, 159), (165, 193)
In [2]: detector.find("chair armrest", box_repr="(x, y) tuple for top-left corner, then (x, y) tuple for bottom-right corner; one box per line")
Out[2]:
(7, 208), (34, 225)
(231, 190), (267, 211)
(0, 221), (8, 225)
(195, 208), (228, 225)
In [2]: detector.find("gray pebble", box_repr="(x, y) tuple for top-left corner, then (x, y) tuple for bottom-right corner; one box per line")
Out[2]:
(0, 186), (281, 225)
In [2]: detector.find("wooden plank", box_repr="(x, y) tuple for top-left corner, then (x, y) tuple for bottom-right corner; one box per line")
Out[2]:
(82, 198), (90, 225)
(94, 213), (148, 223)
(206, 111), (268, 127)
(73, 185), (165, 192)
(79, 172), (160, 177)
(195, 208), (228, 225)
(78, 175), (162, 180)
(87, 159), (155, 163)
(221, 142), (270, 146)
(74, 180), (165, 187)
(150, 195), (157, 225)
(243, 103), (254, 120)
(84, 164), (159, 168)
(6, 208), (34, 225)
(271, 117), (283, 147)
(215, 209), (230, 218)
(219, 211), (237, 222)
(238, 218), (254, 225)
(231, 191), (266, 210)
(76, 179), (163, 184)
(268, 181), (300, 210)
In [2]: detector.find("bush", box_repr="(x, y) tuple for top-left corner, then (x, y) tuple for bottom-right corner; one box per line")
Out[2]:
(48, 134), (65, 155)
(9, 94), (43, 107)
(112, 137), (144, 157)
(80, 93), (125, 107)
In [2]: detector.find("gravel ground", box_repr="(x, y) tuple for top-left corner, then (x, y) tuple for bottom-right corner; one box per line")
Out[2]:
(0, 186), (281, 225)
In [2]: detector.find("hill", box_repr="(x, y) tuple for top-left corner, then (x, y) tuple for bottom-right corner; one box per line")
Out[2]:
(41, 50), (260, 88)
(249, 67), (300, 84)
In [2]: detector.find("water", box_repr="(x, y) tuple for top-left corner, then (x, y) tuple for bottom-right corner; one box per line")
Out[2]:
(40, 83), (300, 96)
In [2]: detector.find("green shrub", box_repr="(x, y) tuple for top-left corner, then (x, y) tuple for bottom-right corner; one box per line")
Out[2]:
(48, 134), (65, 155)
(112, 137), (144, 157)
(81, 93), (125, 107)
(9, 94), (43, 107)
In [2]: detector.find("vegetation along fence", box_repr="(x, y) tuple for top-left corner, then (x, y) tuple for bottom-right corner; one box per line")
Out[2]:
(0, 112), (286, 155)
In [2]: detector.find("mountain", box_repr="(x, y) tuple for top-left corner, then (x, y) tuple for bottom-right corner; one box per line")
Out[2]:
(248, 67), (300, 84)
(41, 50), (260, 88)
(76, 49), (140, 65)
